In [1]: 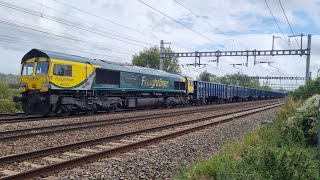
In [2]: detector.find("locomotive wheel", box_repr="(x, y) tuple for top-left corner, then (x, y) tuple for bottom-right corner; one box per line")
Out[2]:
(107, 104), (117, 113)
(58, 110), (71, 117)
(166, 101), (175, 108)
(86, 104), (97, 114)
(85, 109), (96, 115)
(57, 105), (72, 117)
(38, 102), (52, 116)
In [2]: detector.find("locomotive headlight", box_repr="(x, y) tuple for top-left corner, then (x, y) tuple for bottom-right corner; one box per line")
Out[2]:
(40, 82), (50, 92)
(18, 82), (27, 92)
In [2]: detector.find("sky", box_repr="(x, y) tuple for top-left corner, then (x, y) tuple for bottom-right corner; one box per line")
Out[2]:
(0, 0), (319, 89)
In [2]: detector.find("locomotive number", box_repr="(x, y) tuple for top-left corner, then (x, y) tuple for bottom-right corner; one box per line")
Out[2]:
(60, 82), (70, 86)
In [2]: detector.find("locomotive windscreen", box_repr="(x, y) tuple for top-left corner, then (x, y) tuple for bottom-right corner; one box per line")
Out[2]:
(95, 68), (120, 85)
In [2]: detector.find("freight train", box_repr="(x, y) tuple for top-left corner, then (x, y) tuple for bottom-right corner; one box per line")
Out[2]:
(13, 49), (285, 116)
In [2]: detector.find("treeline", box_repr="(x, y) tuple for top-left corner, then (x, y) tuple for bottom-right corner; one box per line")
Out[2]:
(290, 77), (320, 101)
(198, 70), (272, 90)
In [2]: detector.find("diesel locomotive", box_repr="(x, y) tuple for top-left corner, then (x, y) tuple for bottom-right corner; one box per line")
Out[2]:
(14, 49), (285, 116)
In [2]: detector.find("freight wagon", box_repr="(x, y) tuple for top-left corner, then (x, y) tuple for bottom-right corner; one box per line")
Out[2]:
(193, 81), (285, 104)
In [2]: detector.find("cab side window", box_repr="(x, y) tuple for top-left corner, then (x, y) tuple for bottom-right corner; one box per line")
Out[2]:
(54, 64), (72, 76)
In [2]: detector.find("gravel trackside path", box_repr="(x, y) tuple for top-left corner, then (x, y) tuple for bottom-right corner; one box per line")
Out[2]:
(55, 107), (280, 179)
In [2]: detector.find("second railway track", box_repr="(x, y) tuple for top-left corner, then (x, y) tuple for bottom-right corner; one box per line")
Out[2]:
(0, 99), (282, 124)
(0, 101), (283, 179)
(0, 100), (281, 141)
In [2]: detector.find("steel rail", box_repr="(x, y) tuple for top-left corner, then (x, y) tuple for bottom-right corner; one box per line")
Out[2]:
(0, 101), (270, 141)
(0, 99), (281, 124)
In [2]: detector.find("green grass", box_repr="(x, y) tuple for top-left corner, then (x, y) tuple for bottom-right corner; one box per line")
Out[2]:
(176, 98), (319, 180)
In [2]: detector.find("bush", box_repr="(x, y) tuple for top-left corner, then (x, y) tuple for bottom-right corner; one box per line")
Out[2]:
(282, 95), (319, 146)
(0, 99), (17, 113)
(238, 147), (317, 180)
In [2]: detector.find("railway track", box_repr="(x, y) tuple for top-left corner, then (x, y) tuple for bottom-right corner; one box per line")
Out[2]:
(0, 113), (24, 117)
(0, 99), (282, 124)
(0, 100), (281, 141)
(0, 101), (283, 179)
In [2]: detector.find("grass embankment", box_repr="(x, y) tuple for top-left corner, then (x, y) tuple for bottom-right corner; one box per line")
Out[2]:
(177, 96), (319, 180)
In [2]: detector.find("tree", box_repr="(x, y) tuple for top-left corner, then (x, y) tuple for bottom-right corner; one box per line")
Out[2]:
(197, 70), (219, 82)
(132, 46), (181, 74)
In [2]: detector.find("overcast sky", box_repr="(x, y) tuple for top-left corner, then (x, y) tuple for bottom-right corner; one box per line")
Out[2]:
(0, 0), (319, 89)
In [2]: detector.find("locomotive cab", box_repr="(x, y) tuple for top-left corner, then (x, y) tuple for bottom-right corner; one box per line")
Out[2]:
(19, 57), (51, 93)
(15, 57), (52, 115)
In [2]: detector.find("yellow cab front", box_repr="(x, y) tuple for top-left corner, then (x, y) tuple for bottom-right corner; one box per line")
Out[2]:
(19, 57), (50, 93)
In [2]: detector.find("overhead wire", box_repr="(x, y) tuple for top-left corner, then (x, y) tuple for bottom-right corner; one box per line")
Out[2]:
(137, 0), (227, 49)
(264, 0), (303, 78)
(0, 0), (149, 48)
(26, 0), (154, 46)
(172, 0), (256, 76)
(137, 0), (254, 77)
(49, 0), (199, 54)
(31, 0), (205, 75)
(264, 0), (287, 40)
(278, 0), (305, 76)
(173, 0), (249, 50)
(50, 0), (158, 39)
(0, 36), (124, 60)
(278, 0), (303, 86)
(278, 0), (300, 47)
(0, 19), (134, 55)
(3, 0), (205, 67)
(38, 0), (198, 59)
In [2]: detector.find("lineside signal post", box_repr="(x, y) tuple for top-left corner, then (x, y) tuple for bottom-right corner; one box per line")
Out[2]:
(160, 34), (312, 82)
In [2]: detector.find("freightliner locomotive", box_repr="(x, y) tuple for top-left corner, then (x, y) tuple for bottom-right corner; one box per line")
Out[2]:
(14, 49), (285, 116)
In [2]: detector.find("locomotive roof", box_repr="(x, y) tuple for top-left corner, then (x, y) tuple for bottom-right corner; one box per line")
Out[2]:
(22, 49), (185, 79)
